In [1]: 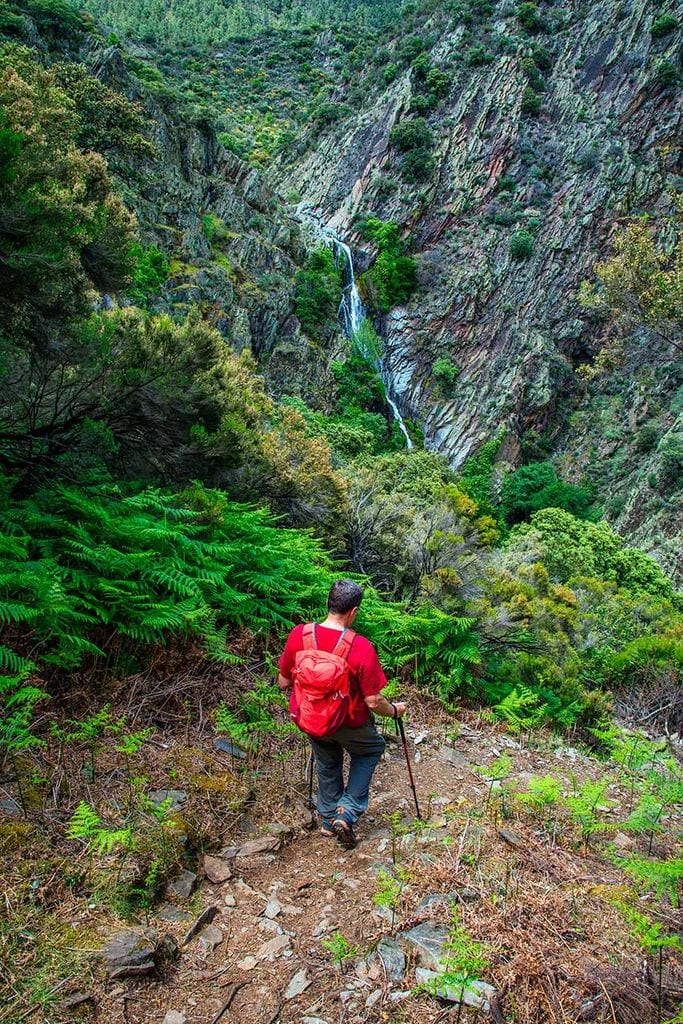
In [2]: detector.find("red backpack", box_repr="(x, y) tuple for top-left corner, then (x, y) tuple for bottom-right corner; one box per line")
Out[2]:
(290, 623), (355, 738)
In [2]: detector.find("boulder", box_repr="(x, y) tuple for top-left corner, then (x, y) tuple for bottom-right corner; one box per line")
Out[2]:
(166, 869), (197, 900)
(284, 968), (312, 1000)
(398, 922), (449, 971)
(203, 854), (233, 883)
(102, 929), (157, 979)
(236, 836), (281, 857)
(415, 967), (496, 1011)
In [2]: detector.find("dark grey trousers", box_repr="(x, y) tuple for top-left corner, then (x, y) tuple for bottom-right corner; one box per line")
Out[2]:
(308, 719), (386, 824)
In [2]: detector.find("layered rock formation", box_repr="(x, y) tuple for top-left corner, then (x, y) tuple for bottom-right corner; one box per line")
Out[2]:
(85, 41), (304, 357)
(273, 0), (682, 573)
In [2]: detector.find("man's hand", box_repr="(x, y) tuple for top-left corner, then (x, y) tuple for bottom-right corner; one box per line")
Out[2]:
(365, 693), (407, 719)
(277, 673), (292, 691)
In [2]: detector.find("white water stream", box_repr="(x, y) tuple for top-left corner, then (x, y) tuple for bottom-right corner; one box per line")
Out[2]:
(325, 231), (413, 450)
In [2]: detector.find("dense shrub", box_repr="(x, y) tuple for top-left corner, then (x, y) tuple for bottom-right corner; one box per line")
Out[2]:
(128, 243), (169, 306)
(520, 86), (542, 115)
(294, 246), (342, 338)
(400, 146), (435, 181)
(512, 508), (680, 603)
(501, 461), (594, 524)
(390, 116), (434, 152)
(309, 100), (347, 127)
(653, 60), (679, 87)
(635, 422), (659, 453)
(604, 636), (683, 689)
(651, 14), (678, 39)
(516, 2), (542, 32)
(466, 44), (494, 66)
(432, 356), (460, 392)
(359, 217), (418, 312)
(509, 229), (534, 260)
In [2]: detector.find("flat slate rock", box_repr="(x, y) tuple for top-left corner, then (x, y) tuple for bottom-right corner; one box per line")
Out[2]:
(438, 746), (470, 769)
(148, 790), (187, 811)
(203, 854), (233, 884)
(284, 968), (311, 1000)
(0, 797), (22, 816)
(236, 836), (281, 857)
(498, 828), (526, 849)
(102, 930), (157, 979)
(197, 924), (223, 951)
(214, 737), (248, 759)
(415, 967), (496, 1011)
(399, 921), (449, 971)
(59, 992), (94, 1010)
(373, 937), (406, 981)
(417, 888), (479, 911)
(257, 933), (291, 960)
(166, 869), (197, 900)
(182, 906), (219, 946)
(157, 903), (192, 923)
(162, 1013), (187, 1024)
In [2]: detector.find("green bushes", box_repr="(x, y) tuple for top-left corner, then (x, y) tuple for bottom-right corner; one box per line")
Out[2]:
(651, 14), (679, 39)
(501, 462), (594, 524)
(389, 116), (435, 181)
(432, 357), (460, 394)
(516, 2), (542, 32)
(294, 246), (342, 338)
(359, 217), (418, 312)
(511, 508), (680, 604)
(653, 60), (679, 88)
(21, 0), (85, 32)
(509, 229), (534, 260)
(308, 100), (347, 127)
(520, 86), (542, 116)
(390, 116), (434, 152)
(128, 243), (169, 306)
(604, 636), (683, 690)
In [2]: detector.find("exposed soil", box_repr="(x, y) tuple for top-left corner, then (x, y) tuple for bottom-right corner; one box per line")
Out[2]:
(1, 695), (682, 1024)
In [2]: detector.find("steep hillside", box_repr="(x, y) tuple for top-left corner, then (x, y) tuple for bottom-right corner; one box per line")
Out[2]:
(270, 0), (682, 573)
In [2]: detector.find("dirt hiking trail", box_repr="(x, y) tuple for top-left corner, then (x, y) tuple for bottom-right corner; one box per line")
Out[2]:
(89, 702), (683, 1024)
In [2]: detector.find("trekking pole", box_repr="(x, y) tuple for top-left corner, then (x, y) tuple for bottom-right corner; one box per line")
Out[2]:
(307, 751), (315, 809)
(395, 716), (422, 819)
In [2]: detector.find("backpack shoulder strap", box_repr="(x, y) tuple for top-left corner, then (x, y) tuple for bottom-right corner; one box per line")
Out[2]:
(302, 623), (317, 650)
(333, 627), (356, 661)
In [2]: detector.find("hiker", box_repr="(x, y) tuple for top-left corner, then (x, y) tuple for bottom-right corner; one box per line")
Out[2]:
(277, 579), (406, 849)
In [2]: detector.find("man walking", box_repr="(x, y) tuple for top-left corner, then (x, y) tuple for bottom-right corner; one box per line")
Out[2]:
(278, 579), (406, 849)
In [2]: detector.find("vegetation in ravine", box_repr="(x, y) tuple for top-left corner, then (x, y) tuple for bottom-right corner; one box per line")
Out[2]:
(0, 2), (680, 1018)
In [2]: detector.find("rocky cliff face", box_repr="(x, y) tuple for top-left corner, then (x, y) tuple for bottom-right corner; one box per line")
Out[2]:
(273, 0), (682, 574)
(81, 40), (306, 361)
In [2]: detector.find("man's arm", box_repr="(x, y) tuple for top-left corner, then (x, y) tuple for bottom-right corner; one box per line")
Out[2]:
(365, 692), (407, 718)
(277, 673), (291, 691)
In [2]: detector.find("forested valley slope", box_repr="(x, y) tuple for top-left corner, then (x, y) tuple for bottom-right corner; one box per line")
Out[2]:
(0, 1), (681, 1021)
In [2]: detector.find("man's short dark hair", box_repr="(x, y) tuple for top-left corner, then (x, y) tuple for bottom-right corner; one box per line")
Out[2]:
(328, 579), (364, 614)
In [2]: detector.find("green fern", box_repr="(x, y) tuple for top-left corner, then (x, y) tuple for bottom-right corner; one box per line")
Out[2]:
(493, 685), (547, 733)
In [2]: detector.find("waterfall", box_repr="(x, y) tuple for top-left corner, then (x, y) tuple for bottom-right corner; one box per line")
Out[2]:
(325, 231), (413, 450)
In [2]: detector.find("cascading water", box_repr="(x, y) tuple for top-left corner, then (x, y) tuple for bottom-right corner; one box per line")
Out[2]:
(326, 231), (413, 450)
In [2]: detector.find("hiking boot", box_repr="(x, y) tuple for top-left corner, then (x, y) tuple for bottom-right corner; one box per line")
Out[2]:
(332, 817), (357, 849)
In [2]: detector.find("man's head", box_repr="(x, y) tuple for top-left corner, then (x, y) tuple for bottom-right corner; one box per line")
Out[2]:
(327, 579), (363, 625)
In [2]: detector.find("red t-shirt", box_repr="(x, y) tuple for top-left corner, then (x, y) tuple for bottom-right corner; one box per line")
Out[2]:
(279, 623), (387, 728)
